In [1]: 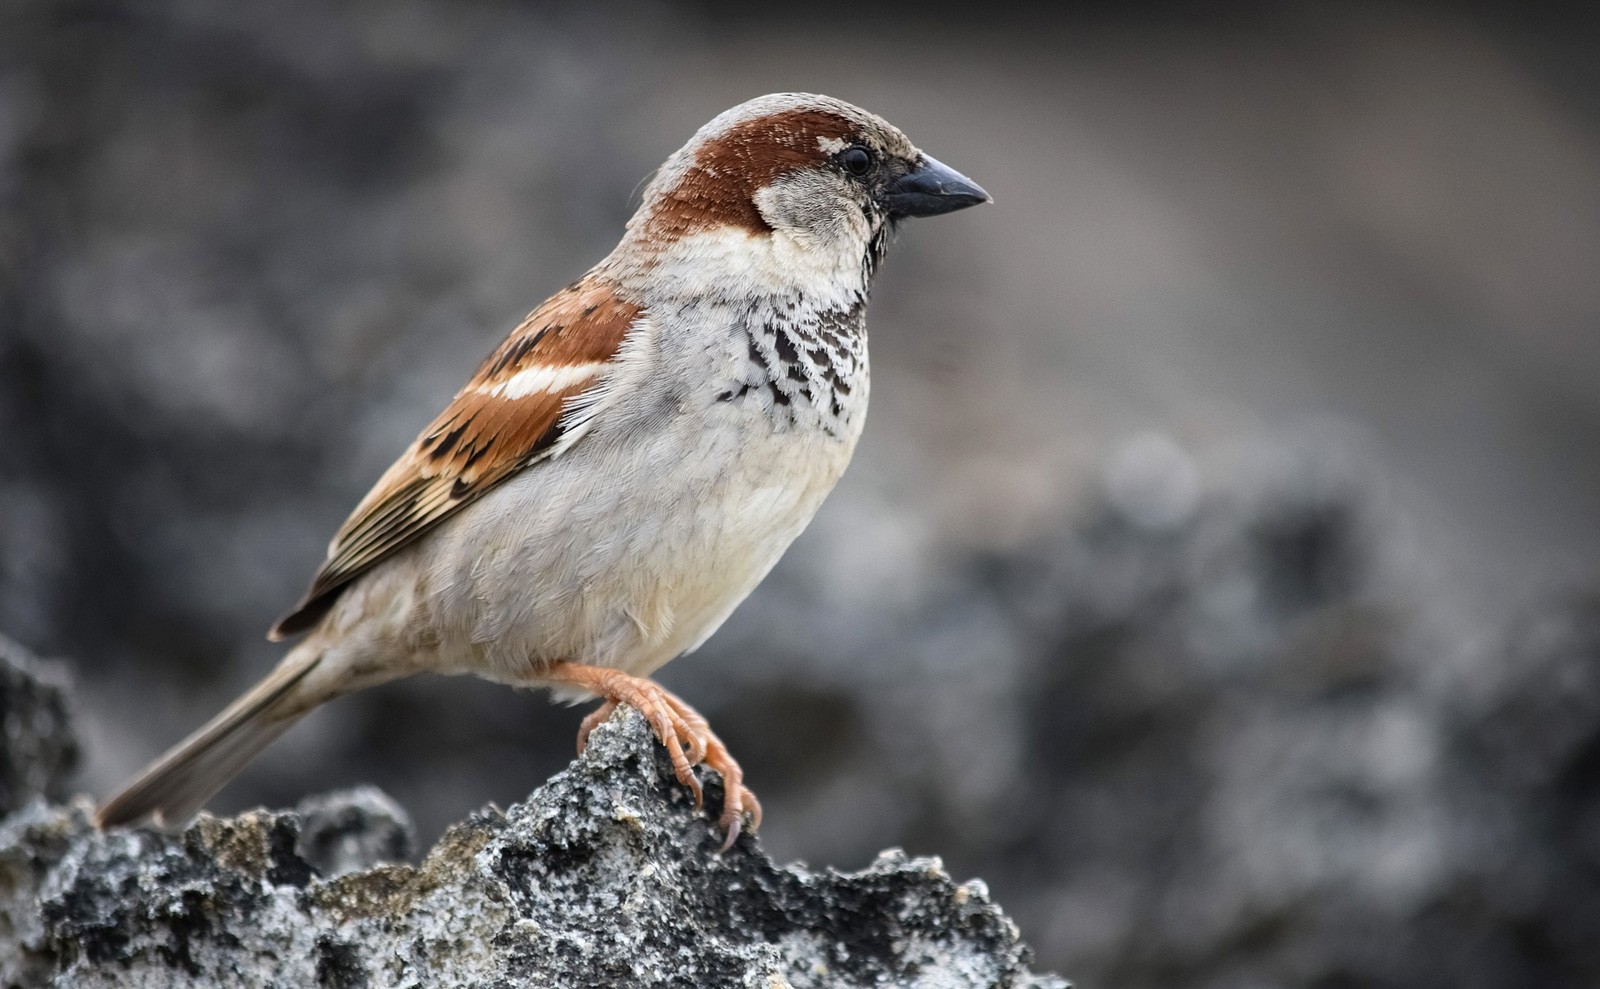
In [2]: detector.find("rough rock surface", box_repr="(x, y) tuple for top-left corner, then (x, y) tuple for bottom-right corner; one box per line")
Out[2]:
(0, 638), (1063, 989)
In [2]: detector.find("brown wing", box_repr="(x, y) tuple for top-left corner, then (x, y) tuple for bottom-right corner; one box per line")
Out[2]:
(270, 275), (643, 640)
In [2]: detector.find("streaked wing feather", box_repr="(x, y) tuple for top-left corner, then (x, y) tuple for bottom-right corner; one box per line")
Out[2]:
(270, 276), (641, 639)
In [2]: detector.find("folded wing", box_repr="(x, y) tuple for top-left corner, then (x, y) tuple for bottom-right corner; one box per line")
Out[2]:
(270, 276), (642, 639)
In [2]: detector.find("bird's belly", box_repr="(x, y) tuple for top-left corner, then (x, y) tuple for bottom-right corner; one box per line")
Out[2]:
(412, 406), (857, 684)
(619, 453), (835, 673)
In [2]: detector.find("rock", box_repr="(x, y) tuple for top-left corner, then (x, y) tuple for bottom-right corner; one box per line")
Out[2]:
(0, 650), (1064, 989)
(0, 634), (79, 817)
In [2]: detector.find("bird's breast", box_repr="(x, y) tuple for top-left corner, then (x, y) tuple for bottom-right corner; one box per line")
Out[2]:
(411, 299), (870, 683)
(705, 294), (870, 442)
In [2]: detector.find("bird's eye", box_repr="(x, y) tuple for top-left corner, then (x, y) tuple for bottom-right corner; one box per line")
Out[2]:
(841, 146), (873, 177)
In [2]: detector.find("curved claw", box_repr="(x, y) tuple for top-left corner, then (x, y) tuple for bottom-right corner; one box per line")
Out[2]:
(741, 787), (764, 833)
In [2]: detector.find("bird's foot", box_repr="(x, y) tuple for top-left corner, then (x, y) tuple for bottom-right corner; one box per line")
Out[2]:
(552, 663), (760, 850)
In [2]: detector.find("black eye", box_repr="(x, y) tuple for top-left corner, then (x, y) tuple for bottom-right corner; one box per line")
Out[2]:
(841, 145), (873, 177)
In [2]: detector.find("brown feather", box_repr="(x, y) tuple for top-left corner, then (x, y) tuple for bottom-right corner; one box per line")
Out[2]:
(270, 276), (642, 639)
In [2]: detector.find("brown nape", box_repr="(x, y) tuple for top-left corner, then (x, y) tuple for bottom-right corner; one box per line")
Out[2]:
(648, 109), (860, 239)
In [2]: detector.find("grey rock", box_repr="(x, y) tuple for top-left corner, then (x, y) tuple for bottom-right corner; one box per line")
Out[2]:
(0, 634), (79, 817)
(1, 706), (1064, 988)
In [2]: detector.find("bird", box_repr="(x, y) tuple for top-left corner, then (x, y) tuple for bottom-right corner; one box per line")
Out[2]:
(95, 93), (990, 848)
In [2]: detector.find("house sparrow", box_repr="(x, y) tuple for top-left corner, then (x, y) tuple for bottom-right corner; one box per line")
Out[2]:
(96, 93), (989, 847)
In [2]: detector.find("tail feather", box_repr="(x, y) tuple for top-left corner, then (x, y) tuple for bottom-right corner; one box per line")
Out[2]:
(96, 649), (324, 829)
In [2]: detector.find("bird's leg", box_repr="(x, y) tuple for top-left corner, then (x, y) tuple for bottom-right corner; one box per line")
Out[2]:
(547, 662), (758, 848)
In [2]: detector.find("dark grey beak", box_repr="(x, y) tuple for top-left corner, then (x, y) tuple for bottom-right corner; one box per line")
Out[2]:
(883, 153), (991, 218)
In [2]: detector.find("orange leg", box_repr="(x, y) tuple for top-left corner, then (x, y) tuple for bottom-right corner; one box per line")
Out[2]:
(548, 662), (761, 849)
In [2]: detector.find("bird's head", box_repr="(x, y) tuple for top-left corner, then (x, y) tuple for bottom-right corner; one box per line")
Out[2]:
(622, 93), (989, 298)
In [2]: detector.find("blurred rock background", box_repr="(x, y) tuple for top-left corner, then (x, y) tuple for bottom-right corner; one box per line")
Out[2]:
(5, 1), (1600, 986)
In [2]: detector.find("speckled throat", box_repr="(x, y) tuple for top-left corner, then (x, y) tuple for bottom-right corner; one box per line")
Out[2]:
(716, 293), (869, 439)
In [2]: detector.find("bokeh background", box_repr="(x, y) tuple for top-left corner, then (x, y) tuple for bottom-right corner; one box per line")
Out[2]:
(6, 2), (1600, 985)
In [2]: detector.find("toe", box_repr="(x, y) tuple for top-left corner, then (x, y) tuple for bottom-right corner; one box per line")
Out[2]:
(741, 786), (764, 832)
(576, 700), (618, 754)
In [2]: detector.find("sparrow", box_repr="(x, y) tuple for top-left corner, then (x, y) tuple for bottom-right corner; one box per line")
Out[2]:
(96, 93), (990, 847)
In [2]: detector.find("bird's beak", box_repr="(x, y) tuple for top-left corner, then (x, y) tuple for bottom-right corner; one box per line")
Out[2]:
(883, 154), (991, 218)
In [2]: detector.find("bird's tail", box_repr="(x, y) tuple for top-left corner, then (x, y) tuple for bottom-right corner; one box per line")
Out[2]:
(95, 645), (326, 830)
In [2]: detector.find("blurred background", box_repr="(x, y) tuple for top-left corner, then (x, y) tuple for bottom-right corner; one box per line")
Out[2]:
(6, 1), (1600, 985)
